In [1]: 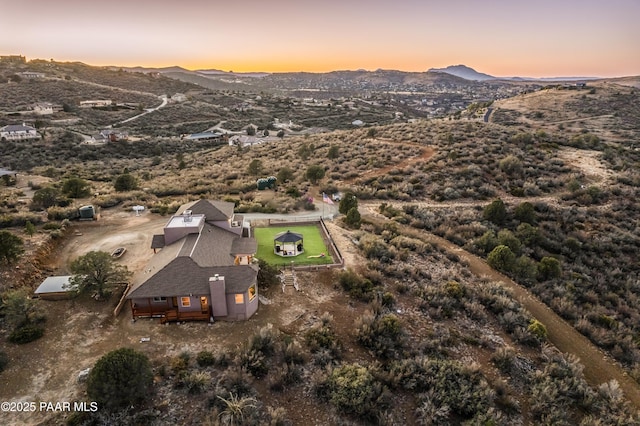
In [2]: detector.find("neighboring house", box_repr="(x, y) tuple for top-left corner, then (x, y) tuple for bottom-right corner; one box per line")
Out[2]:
(80, 100), (112, 108)
(228, 135), (265, 147)
(33, 103), (54, 115)
(184, 131), (227, 143)
(171, 93), (187, 102)
(0, 123), (40, 141)
(126, 200), (259, 322)
(92, 129), (128, 143)
(18, 71), (45, 79)
(0, 55), (26, 63)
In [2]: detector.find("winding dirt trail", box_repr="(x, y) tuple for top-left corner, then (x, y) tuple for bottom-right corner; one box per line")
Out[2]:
(363, 212), (640, 409)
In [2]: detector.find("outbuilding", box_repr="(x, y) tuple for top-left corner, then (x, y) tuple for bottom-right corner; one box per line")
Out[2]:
(34, 276), (77, 300)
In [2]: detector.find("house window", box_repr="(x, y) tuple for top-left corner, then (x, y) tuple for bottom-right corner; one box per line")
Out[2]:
(180, 297), (191, 307)
(235, 294), (244, 304)
(248, 285), (256, 301)
(152, 297), (167, 303)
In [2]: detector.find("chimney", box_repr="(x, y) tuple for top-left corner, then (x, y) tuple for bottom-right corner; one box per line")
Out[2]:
(184, 209), (192, 222)
(209, 275), (227, 317)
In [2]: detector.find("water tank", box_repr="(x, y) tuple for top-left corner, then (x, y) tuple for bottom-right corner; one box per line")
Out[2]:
(78, 205), (95, 219)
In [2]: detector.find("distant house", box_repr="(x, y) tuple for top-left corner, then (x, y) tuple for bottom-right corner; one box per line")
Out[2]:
(18, 71), (45, 79)
(33, 103), (54, 115)
(126, 200), (259, 322)
(184, 131), (227, 143)
(228, 135), (265, 147)
(80, 100), (112, 108)
(171, 93), (187, 102)
(0, 123), (40, 141)
(92, 129), (128, 143)
(0, 55), (26, 63)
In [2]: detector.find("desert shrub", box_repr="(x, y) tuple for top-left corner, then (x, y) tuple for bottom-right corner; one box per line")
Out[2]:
(46, 206), (80, 221)
(114, 173), (137, 192)
(475, 230), (498, 254)
(213, 369), (254, 402)
(499, 155), (523, 177)
(392, 357), (494, 419)
(356, 311), (405, 359)
(497, 229), (522, 254)
(0, 230), (24, 264)
(240, 349), (268, 379)
(487, 245), (516, 272)
(239, 325), (278, 378)
(538, 256), (562, 281)
(338, 269), (375, 301)
(344, 207), (361, 229)
(483, 198), (507, 225)
(257, 259), (280, 290)
(530, 348), (596, 423)
(281, 341), (306, 365)
(86, 348), (153, 411)
(196, 350), (216, 367)
(269, 363), (303, 392)
(42, 221), (61, 230)
(325, 363), (388, 420)
(305, 314), (342, 365)
(248, 324), (277, 356)
(514, 201), (536, 224)
(359, 235), (395, 263)
(491, 346), (516, 374)
(8, 323), (44, 344)
(527, 319), (548, 341)
(61, 177), (91, 198)
(184, 371), (210, 394)
(415, 394), (451, 425)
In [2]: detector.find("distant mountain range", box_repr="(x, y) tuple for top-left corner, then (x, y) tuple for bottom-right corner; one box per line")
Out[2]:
(119, 63), (600, 83)
(428, 65), (495, 81)
(428, 64), (599, 82)
(113, 66), (269, 78)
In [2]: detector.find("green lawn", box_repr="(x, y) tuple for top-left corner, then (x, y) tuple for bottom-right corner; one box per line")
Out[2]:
(253, 225), (334, 267)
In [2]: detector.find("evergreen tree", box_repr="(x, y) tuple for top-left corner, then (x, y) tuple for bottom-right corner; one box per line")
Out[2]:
(87, 348), (153, 411)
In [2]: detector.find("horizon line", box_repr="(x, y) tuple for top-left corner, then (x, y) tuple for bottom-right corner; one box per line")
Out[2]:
(4, 54), (637, 79)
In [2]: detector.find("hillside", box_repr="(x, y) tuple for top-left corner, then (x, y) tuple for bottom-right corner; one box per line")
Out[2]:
(0, 64), (640, 424)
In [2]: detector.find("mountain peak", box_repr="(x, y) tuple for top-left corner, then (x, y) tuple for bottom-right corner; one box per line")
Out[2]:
(428, 65), (495, 81)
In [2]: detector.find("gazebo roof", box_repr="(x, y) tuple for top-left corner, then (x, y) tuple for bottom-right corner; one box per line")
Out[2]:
(274, 230), (303, 243)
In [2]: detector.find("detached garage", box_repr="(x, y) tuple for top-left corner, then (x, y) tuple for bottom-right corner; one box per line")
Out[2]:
(34, 276), (77, 300)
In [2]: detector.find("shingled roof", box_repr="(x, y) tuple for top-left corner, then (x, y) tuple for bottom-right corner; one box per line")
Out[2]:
(127, 258), (257, 299)
(127, 199), (257, 300)
(179, 199), (235, 222)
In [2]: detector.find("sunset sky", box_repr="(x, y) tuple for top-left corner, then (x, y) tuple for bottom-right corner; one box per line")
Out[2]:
(2, 0), (638, 77)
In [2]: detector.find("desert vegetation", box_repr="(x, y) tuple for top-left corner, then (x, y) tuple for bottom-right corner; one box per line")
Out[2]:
(1, 62), (639, 424)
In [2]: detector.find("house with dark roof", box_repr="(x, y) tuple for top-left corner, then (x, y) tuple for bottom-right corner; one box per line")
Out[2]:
(0, 123), (40, 141)
(126, 200), (259, 322)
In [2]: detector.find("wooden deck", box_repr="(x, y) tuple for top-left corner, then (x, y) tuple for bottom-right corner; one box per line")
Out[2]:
(132, 307), (210, 323)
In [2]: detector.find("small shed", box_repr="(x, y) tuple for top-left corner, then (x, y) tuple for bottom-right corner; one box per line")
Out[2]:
(274, 230), (304, 257)
(35, 276), (77, 300)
